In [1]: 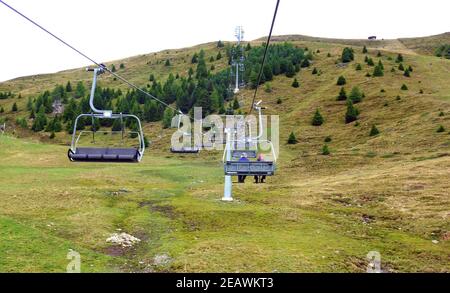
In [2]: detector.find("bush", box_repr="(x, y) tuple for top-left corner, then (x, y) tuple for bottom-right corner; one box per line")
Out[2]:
(365, 72), (371, 77)
(367, 58), (375, 66)
(362, 46), (368, 54)
(301, 59), (310, 68)
(311, 109), (324, 126)
(0, 107), (4, 113)
(217, 40), (224, 48)
(49, 131), (55, 139)
(165, 59), (171, 66)
(369, 125), (380, 136)
(327, 53), (331, 57)
(216, 51), (222, 60)
(401, 84), (408, 90)
(277, 97), (282, 104)
(120, 63), (125, 69)
(436, 125), (445, 133)
(336, 75), (346, 86)
(398, 63), (404, 71)
(377, 51), (382, 57)
(264, 83), (272, 93)
(324, 136), (332, 143)
(356, 64), (362, 71)
(439, 111), (444, 117)
(396, 54), (404, 63)
(322, 145), (330, 155)
(291, 78), (300, 88)
(11, 102), (18, 112)
(345, 99), (359, 123)
(312, 67), (318, 74)
(287, 132), (298, 144)
(16, 117), (27, 129)
(144, 136), (150, 148)
(408, 65), (413, 72)
(232, 97), (240, 109)
(349, 86), (363, 103)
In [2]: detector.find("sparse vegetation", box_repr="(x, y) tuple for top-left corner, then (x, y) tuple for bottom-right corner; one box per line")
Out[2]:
(336, 75), (346, 86)
(311, 109), (324, 126)
(287, 131), (298, 144)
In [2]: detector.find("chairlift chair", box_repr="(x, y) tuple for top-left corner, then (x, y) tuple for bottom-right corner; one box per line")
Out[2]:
(68, 66), (145, 162)
(222, 101), (277, 177)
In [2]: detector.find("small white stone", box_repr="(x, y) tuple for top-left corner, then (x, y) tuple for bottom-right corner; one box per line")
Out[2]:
(432, 240), (439, 244)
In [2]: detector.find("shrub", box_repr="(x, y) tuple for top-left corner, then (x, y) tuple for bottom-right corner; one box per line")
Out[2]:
(216, 51), (222, 60)
(438, 111), (444, 117)
(232, 97), (240, 109)
(377, 51), (382, 57)
(165, 59), (171, 66)
(301, 59), (311, 68)
(264, 83), (272, 93)
(311, 109), (324, 126)
(217, 40), (224, 48)
(408, 65), (413, 72)
(367, 58), (375, 66)
(324, 136), (332, 143)
(369, 125), (380, 136)
(337, 87), (347, 101)
(336, 75), (346, 85)
(16, 117), (27, 129)
(398, 63), (404, 71)
(0, 107), (4, 113)
(396, 95), (401, 101)
(277, 97), (282, 104)
(356, 64), (362, 71)
(49, 131), (55, 139)
(322, 145), (330, 155)
(365, 72), (371, 77)
(349, 86), (363, 103)
(345, 99), (359, 123)
(120, 63), (125, 69)
(292, 78), (300, 88)
(327, 53), (331, 57)
(401, 84), (408, 90)
(362, 46), (368, 54)
(436, 125), (445, 133)
(287, 132), (298, 144)
(312, 67), (318, 74)
(396, 54), (404, 63)
(11, 102), (18, 112)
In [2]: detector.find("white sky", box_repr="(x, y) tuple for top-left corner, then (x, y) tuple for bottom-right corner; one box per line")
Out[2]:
(0, 0), (449, 82)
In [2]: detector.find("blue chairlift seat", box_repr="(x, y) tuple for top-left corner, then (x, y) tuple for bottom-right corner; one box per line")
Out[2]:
(68, 147), (140, 162)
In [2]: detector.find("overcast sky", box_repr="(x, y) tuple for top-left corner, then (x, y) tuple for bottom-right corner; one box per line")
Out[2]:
(0, 0), (449, 81)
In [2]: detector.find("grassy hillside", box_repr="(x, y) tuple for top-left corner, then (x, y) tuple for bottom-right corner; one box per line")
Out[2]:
(0, 34), (449, 272)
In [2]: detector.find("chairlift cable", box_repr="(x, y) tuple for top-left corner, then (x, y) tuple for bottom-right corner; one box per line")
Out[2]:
(0, 0), (181, 115)
(248, 0), (280, 115)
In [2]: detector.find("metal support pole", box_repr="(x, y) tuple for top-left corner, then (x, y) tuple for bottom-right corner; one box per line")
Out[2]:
(222, 128), (233, 201)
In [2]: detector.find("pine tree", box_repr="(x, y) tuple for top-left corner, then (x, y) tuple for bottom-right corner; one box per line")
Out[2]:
(217, 40), (224, 48)
(403, 68), (411, 77)
(191, 53), (199, 64)
(362, 46), (368, 54)
(111, 64), (116, 72)
(396, 54), (403, 63)
(436, 125), (445, 133)
(377, 60), (384, 70)
(287, 132), (298, 144)
(75, 81), (86, 99)
(120, 63), (125, 69)
(398, 63), (405, 71)
(337, 87), (347, 101)
(377, 51), (382, 57)
(369, 124), (380, 136)
(65, 81), (72, 92)
(32, 106), (47, 132)
(301, 59), (310, 68)
(311, 109), (324, 126)
(165, 59), (171, 66)
(11, 102), (18, 112)
(401, 84), (408, 90)
(0, 107), (3, 113)
(291, 78), (300, 88)
(312, 67), (318, 74)
(232, 97), (240, 109)
(345, 99), (359, 123)
(367, 58), (375, 66)
(356, 64), (362, 71)
(373, 64), (384, 77)
(408, 65), (413, 72)
(341, 47), (354, 63)
(162, 107), (174, 129)
(285, 63), (295, 77)
(349, 86), (363, 103)
(336, 75), (346, 85)
(216, 51), (222, 60)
